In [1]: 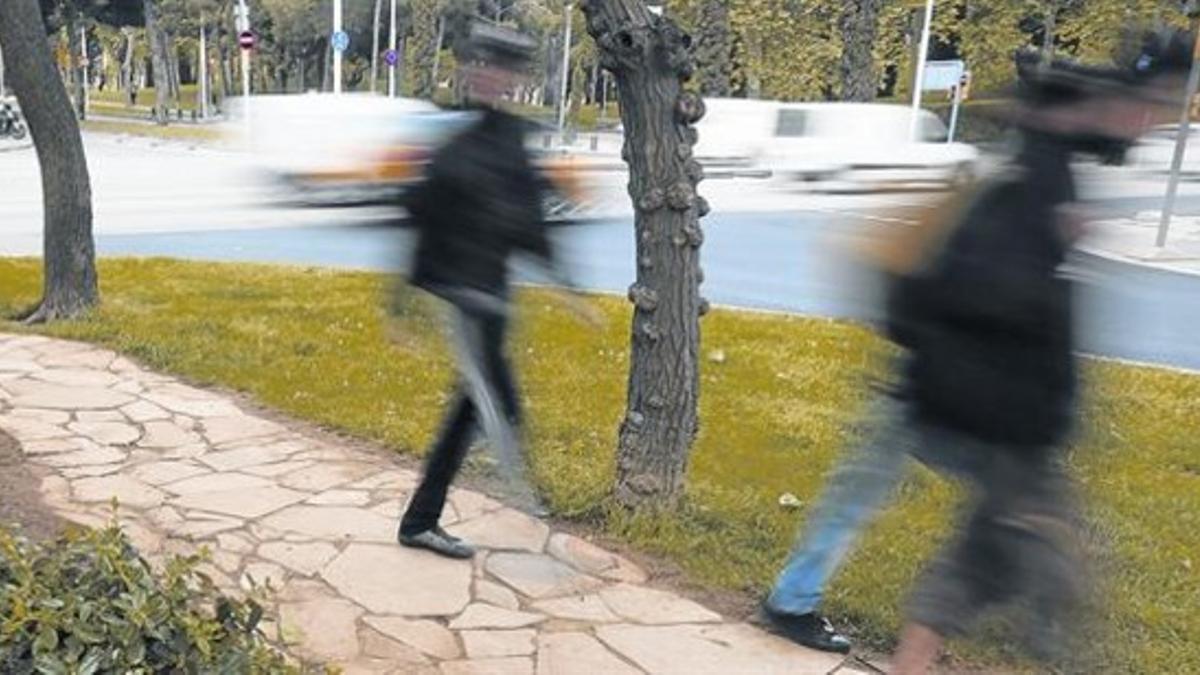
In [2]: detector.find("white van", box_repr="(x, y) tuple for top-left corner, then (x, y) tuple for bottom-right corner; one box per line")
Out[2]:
(693, 99), (979, 189)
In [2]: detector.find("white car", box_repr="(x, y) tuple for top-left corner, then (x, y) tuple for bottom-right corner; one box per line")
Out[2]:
(1127, 124), (1200, 176)
(693, 99), (979, 190)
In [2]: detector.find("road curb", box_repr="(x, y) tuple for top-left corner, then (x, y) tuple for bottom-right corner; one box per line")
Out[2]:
(1075, 245), (1200, 280)
(0, 141), (32, 154)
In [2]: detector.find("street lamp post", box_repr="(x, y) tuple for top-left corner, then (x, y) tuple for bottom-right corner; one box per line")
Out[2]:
(388, 0), (398, 97)
(1157, 1), (1200, 248)
(909, 0), (935, 140)
(333, 0), (344, 94)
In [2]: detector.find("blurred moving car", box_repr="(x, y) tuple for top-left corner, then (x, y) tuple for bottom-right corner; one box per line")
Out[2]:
(1127, 124), (1200, 176)
(693, 99), (980, 190)
(227, 93), (588, 219)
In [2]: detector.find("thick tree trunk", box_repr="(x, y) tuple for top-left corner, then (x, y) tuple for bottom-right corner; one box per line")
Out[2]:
(64, 6), (86, 120)
(143, 0), (171, 124)
(430, 17), (445, 96)
(167, 34), (182, 104)
(0, 0), (99, 322)
(371, 0), (382, 92)
(581, 0), (706, 508)
(839, 0), (882, 101)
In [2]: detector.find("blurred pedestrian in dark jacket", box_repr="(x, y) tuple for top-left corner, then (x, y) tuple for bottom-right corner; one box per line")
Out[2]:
(761, 32), (1191, 661)
(396, 22), (594, 560)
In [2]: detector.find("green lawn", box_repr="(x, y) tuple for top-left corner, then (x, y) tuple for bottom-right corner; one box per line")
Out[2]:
(90, 84), (202, 112)
(2, 258), (1197, 672)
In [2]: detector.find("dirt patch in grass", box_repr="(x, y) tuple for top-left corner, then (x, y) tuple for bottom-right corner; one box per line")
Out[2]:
(0, 431), (64, 542)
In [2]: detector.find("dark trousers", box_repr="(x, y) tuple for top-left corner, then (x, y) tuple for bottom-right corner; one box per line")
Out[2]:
(400, 309), (522, 536)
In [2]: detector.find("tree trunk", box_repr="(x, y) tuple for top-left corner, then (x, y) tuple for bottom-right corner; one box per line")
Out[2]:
(321, 39), (332, 92)
(217, 8), (233, 99)
(167, 34), (182, 104)
(122, 29), (135, 99)
(0, 0), (99, 322)
(430, 16), (444, 96)
(371, 0), (382, 92)
(695, 0), (732, 97)
(64, 6), (86, 120)
(144, 0), (171, 124)
(840, 0), (882, 101)
(581, 0), (706, 508)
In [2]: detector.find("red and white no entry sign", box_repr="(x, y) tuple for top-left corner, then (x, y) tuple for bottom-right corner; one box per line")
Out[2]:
(238, 30), (256, 50)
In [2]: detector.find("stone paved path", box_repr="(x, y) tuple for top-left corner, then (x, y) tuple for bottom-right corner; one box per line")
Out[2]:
(0, 333), (850, 674)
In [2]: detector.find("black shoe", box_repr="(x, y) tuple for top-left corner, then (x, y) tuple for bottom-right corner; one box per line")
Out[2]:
(760, 605), (852, 654)
(399, 528), (476, 559)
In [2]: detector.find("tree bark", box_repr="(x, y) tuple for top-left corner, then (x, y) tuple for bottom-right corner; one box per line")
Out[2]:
(371, 0), (382, 92)
(217, 4), (233, 100)
(839, 0), (882, 101)
(143, 0), (171, 124)
(0, 0), (99, 322)
(581, 0), (706, 508)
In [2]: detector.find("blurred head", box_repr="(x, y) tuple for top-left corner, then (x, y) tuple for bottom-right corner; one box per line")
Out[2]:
(459, 22), (536, 106)
(1014, 29), (1193, 163)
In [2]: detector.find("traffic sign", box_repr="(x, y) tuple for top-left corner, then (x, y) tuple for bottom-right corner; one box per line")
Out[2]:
(332, 30), (350, 53)
(238, 30), (256, 50)
(922, 59), (966, 92)
(384, 49), (398, 67)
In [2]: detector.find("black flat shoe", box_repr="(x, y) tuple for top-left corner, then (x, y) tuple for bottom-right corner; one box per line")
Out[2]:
(399, 528), (476, 559)
(760, 604), (852, 654)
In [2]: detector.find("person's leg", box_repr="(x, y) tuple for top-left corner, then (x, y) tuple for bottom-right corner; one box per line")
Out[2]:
(399, 391), (476, 537)
(766, 395), (916, 617)
(449, 309), (541, 513)
(480, 314), (522, 427)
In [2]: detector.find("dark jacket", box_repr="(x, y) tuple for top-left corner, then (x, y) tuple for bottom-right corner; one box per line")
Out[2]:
(887, 133), (1077, 449)
(407, 107), (552, 313)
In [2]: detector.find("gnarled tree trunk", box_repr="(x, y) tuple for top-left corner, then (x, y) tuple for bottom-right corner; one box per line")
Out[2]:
(839, 0), (882, 101)
(0, 0), (99, 322)
(581, 0), (707, 508)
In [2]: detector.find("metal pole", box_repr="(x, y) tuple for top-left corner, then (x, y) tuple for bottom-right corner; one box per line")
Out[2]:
(947, 84), (961, 143)
(389, 0), (397, 97)
(557, 2), (572, 133)
(0, 47), (6, 98)
(909, 0), (935, 141)
(237, 0), (252, 140)
(199, 17), (209, 119)
(333, 0), (344, 94)
(1156, 14), (1200, 248)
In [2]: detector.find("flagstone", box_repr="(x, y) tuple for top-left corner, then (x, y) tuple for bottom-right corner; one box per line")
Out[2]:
(446, 509), (549, 554)
(322, 544), (472, 616)
(598, 584), (722, 625)
(486, 553), (604, 600)
(172, 486), (307, 519)
(71, 475), (166, 509)
(363, 617), (462, 661)
(258, 541), (340, 576)
(449, 605), (546, 630)
(68, 421), (141, 445)
(259, 505), (397, 543)
(461, 630), (536, 659)
(535, 632), (641, 675)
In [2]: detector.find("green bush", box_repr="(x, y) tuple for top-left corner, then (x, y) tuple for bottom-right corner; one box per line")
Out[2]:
(0, 522), (296, 674)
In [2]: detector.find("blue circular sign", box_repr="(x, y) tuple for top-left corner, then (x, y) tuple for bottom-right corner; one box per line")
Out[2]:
(384, 49), (399, 66)
(332, 30), (350, 52)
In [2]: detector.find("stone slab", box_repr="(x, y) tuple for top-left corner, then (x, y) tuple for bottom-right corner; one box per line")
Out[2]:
(322, 543), (472, 617)
(486, 553), (604, 600)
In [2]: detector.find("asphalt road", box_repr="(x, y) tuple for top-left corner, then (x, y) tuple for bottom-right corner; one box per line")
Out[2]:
(92, 209), (1200, 371)
(3, 134), (1200, 370)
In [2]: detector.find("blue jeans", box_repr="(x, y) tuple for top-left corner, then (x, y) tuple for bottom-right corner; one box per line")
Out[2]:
(767, 393), (986, 615)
